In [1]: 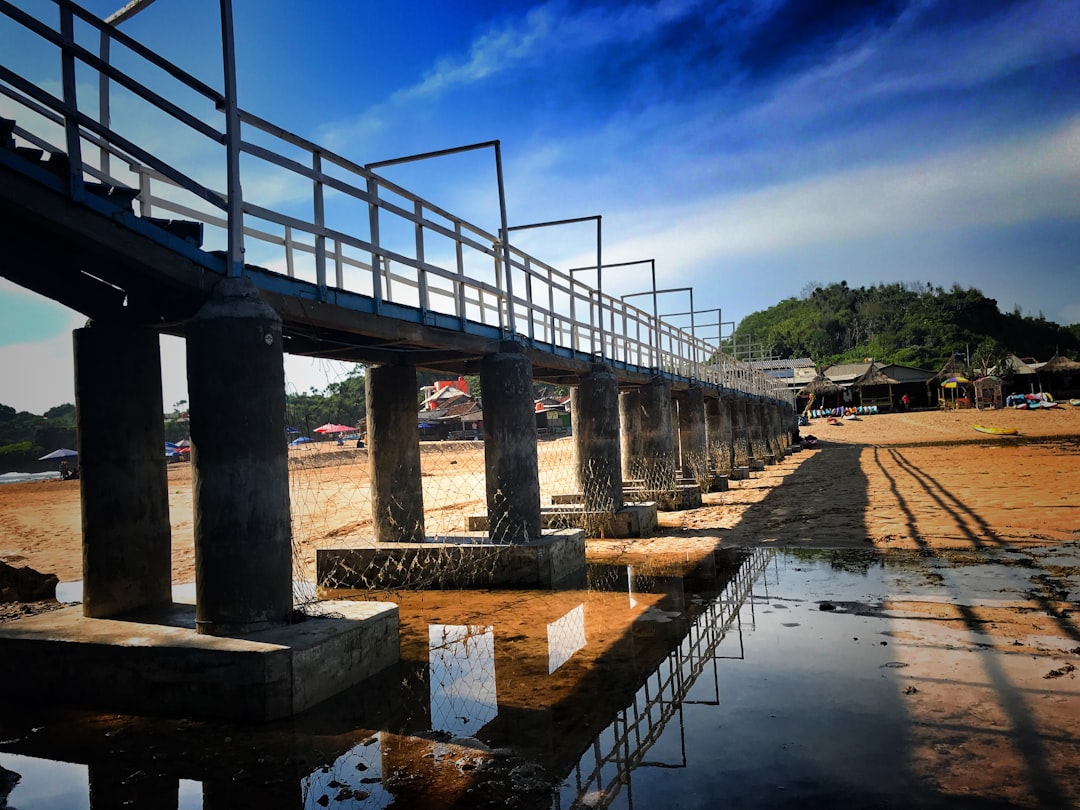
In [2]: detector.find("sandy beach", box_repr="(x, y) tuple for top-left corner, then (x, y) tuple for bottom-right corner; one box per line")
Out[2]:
(1, 406), (1078, 584)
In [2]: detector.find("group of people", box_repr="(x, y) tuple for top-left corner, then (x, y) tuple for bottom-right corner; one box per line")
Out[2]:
(58, 460), (79, 481)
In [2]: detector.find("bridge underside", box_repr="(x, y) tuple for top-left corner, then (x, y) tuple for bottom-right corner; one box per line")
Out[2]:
(0, 158), (663, 389)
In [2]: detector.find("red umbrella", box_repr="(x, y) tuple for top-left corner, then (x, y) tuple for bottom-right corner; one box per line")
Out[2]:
(313, 423), (356, 434)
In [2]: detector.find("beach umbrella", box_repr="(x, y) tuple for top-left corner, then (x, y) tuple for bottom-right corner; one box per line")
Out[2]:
(940, 376), (970, 388)
(313, 423), (356, 434)
(38, 448), (78, 460)
(176, 439), (190, 448)
(289, 436), (314, 446)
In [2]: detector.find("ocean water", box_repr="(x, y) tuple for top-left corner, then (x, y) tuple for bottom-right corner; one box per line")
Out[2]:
(0, 471), (60, 485)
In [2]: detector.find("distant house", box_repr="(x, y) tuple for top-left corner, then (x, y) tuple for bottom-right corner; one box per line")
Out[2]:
(748, 358), (816, 396)
(418, 377), (483, 439)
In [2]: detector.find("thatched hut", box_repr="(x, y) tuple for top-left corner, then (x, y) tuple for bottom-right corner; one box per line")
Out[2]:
(1038, 354), (1080, 399)
(852, 363), (898, 411)
(798, 373), (843, 414)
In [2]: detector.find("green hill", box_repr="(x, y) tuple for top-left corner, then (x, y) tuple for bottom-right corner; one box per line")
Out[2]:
(726, 281), (1080, 370)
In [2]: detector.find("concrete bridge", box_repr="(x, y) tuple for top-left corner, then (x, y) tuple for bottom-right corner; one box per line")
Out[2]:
(0, 0), (796, 719)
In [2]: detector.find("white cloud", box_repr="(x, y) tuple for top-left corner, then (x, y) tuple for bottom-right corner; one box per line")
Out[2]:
(601, 115), (1080, 272)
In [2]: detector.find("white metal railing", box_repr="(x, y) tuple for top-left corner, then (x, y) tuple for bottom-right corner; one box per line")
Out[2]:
(0, 0), (792, 405)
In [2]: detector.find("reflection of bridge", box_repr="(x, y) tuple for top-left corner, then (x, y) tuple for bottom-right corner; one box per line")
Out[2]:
(0, 1), (797, 719)
(559, 550), (772, 809)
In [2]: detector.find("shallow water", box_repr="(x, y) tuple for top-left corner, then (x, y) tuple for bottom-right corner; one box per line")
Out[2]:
(1, 547), (1075, 809)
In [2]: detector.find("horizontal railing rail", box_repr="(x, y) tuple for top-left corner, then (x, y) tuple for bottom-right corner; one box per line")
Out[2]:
(0, 0), (793, 405)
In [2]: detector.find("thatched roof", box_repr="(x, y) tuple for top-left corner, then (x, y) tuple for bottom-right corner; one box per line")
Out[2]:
(930, 355), (969, 383)
(853, 363), (898, 387)
(1039, 354), (1080, 374)
(799, 373), (843, 396)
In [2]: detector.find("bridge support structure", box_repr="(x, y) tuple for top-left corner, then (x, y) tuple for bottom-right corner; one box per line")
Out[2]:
(320, 342), (586, 590)
(367, 364), (425, 542)
(75, 320), (172, 618)
(0, 277), (399, 721)
(705, 395), (732, 492)
(542, 364), (657, 538)
(676, 385), (708, 490)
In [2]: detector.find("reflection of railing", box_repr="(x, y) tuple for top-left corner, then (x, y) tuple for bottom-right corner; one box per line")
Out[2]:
(559, 549), (773, 810)
(0, 0), (793, 403)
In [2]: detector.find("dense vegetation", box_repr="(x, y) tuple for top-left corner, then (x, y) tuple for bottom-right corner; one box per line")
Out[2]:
(726, 281), (1080, 371)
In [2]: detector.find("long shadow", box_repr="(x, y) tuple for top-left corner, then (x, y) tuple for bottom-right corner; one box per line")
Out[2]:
(871, 446), (1074, 807)
(878, 447), (1080, 644)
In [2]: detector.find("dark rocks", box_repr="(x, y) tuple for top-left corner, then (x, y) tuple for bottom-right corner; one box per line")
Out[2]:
(0, 561), (58, 603)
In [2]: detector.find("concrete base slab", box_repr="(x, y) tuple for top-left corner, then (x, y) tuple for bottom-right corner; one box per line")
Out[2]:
(0, 600), (398, 721)
(623, 483), (702, 511)
(317, 529), (586, 591)
(730, 466), (751, 480)
(708, 474), (729, 492)
(539, 503), (659, 538)
(748, 459), (767, 471)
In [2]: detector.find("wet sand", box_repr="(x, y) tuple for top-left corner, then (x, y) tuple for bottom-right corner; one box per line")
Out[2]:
(1, 406), (1079, 806)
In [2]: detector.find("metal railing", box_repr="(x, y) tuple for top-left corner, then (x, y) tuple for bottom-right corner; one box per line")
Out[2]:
(0, 0), (792, 405)
(557, 549), (773, 809)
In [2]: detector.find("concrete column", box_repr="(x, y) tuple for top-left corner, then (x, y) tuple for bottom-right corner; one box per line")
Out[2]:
(635, 377), (676, 492)
(732, 397), (750, 467)
(676, 385), (707, 485)
(619, 388), (643, 481)
(481, 343), (540, 543)
(570, 364), (623, 512)
(705, 396), (732, 476)
(749, 399), (767, 461)
(367, 364), (425, 542)
(187, 277), (292, 636)
(74, 321), (171, 618)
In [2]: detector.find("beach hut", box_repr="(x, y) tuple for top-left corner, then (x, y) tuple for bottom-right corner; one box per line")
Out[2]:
(973, 376), (1003, 410)
(852, 363), (898, 411)
(929, 356), (971, 408)
(799, 373), (843, 416)
(1037, 354), (1080, 399)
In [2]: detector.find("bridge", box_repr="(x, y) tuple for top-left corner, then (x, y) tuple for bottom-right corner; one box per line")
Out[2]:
(0, 0), (798, 719)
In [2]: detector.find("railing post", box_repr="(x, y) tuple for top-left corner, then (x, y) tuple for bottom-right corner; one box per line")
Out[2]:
(312, 151), (326, 299)
(219, 0), (244, 278)
(59, 5), (84, 201)
(367, 176), (383, 312)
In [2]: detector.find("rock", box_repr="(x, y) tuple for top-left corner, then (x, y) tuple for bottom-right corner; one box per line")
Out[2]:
(0, 561), (58, 602)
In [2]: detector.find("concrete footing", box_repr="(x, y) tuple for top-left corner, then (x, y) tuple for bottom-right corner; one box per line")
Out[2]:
(730, 466), (751, 480)
(0, 600), (398, 721)
(749, 459), (767, 472)
(708, 474), (730, 492)
(317, 530), (586, 590)
(622, 483), (702, 510)
(482, 501), (660, 537)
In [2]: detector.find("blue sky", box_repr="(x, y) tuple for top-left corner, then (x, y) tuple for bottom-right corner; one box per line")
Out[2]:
(2, 0), (1079, 413)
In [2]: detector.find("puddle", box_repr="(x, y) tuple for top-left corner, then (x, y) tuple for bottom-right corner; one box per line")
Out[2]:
(2, 548), (1077, 809)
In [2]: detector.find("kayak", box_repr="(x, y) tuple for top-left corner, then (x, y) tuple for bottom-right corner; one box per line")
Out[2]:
(973, 425), (1018, 436)
(1070, 399), (1080, 407)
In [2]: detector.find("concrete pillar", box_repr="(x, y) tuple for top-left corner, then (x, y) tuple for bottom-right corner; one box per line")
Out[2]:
(74, 321), (171, 618)
(635, 377), (677, 493)
(619, 388), (643, 481)
(570, 364), (624, 512)
(705, 396), (732, 476)
(732, 397), (750, 468)
(187, 277), (292, 636)
(676, 385), (707, 485)
(749, 399), (767, 461)
(481, 343), (540, 543)
(367, 364), (425, 542)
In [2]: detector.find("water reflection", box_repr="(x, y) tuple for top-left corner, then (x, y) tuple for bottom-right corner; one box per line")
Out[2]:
(0, 547), (946, 809)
